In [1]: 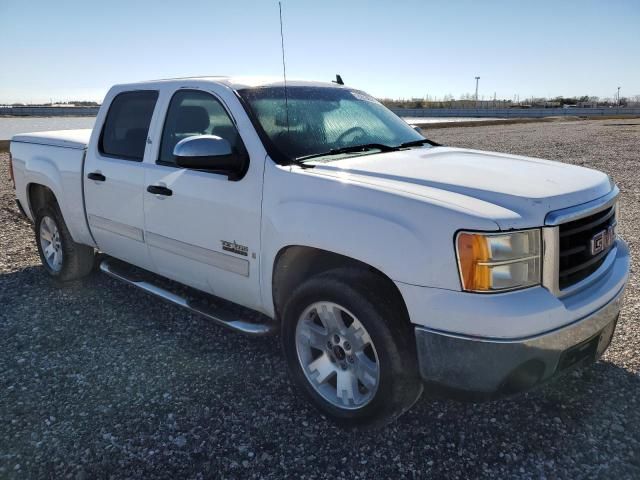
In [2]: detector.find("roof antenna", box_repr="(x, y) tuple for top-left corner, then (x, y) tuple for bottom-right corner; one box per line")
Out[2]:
(333, 74), (344, 85)
(278, 1), (290, 133)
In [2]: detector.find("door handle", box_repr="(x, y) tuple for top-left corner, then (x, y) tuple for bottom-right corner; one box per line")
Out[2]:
(87, 172), (106, 182)
(147, 185), (173, 196)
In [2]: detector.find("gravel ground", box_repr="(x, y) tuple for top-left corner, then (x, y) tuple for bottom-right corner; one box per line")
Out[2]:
(1, 119), (639, 479)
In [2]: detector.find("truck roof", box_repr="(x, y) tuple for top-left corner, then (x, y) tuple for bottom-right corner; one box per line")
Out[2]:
(113, 76), (346, 91)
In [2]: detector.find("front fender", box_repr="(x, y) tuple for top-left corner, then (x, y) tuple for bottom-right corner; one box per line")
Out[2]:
(264, 198), (425, 281)
(260, 162), (498, 316)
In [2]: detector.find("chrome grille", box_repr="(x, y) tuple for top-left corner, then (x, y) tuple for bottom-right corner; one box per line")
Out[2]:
(558, 206), (616, 290)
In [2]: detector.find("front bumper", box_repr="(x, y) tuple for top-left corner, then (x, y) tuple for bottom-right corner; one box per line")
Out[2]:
(415, 286), (623, 399)
(410, 239), (629, 399)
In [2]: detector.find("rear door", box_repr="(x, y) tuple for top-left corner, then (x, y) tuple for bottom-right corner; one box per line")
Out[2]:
(84, 90), (158, 270)
(142, 87), (264, 310)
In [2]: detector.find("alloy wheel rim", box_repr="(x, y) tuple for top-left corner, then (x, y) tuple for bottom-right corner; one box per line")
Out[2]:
(295, 301), (380, 409)
(40, 216), (63, 272)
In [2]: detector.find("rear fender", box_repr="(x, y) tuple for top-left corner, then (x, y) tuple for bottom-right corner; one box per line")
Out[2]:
(24, 155), (65, 215)
(14, 145), (96, 247)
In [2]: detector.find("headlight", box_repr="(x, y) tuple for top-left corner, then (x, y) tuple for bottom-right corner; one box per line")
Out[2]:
(456, 229), (541, 292)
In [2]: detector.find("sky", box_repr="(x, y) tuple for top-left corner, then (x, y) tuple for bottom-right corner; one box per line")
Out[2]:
(0, 0), (638, 104)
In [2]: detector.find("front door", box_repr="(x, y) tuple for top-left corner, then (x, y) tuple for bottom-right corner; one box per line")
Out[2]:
(84, 90), (159, 271)
(142, 88), (263, 310)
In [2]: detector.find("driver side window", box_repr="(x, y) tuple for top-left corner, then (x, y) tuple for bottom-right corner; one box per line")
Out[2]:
(158, 90), (241, 165)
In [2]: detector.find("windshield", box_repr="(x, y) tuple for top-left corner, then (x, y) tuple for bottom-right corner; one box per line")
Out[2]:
(237, 86), (426, 162)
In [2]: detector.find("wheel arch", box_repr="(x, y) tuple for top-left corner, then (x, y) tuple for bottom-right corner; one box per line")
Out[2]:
(271, 245), (411, 325)
(27, 183), (59, 218)
(27, 183), (76, 243)
(26, 181), (95, 247)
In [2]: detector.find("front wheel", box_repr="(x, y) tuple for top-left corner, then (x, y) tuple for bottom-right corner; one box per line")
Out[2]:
(35, 205), (95, 282)
(281, 268), (423, 428)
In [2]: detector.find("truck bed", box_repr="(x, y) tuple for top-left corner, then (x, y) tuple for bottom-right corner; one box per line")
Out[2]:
(10, 128), (96, 247)
(11, 129), (92, 150)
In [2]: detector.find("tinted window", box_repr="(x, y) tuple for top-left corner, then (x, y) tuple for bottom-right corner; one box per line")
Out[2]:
(159, 90), (241, 165)
(100, 90), (158, 161)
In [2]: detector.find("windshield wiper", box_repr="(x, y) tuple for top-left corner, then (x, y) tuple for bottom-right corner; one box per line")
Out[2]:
(397, 138), (440, 148)
(297, 143), (399, 162)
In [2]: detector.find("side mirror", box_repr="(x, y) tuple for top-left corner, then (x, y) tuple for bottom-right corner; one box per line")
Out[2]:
(412, 125), (424, 135)
(174, 135), (244, 178)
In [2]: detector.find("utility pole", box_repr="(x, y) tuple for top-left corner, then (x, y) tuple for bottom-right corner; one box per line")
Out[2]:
(474, 76), (480, 105)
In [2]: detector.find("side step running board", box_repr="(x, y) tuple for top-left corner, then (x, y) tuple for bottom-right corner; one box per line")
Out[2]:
(99, 258), (277, 336)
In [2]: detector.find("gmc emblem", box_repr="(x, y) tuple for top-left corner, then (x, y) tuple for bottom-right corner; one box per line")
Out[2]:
(590, 225), (615, 256)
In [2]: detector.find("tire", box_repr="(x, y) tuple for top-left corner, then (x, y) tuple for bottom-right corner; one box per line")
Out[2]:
(281, 268), (423, 428)
(35, 204), (95, 282)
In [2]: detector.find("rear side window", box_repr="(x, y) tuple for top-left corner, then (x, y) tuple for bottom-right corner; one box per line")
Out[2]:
(99, 90), (158, 161)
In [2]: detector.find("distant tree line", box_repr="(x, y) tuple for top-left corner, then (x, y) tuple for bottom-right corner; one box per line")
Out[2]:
(4, 101), (100, 107)
(381, 94), (640, 109)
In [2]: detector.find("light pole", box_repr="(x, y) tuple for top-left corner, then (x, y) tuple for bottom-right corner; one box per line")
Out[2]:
(617, 86), (621, 106)
(475, 76), (480, 105)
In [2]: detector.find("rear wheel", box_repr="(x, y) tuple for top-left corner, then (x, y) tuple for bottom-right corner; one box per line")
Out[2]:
(35, 205), (95, 282)
(39, 215), (64, 273)
(282, 268), (423, 428)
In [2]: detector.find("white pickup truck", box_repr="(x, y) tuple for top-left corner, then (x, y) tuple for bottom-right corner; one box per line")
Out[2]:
(9, 77), (629, 427)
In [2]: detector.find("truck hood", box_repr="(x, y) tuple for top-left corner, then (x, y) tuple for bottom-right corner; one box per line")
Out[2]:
(307, 146), (613, 229)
